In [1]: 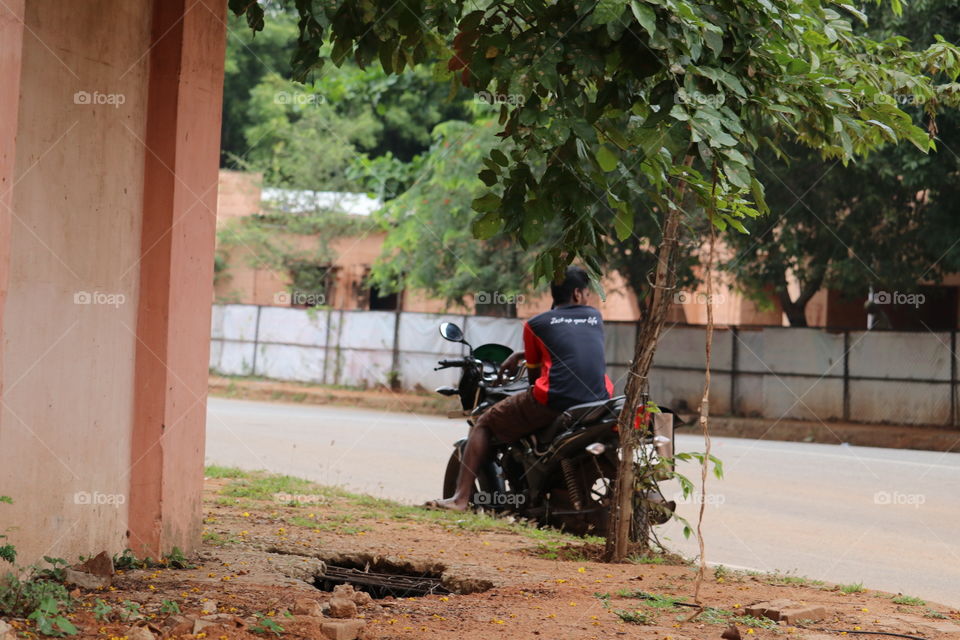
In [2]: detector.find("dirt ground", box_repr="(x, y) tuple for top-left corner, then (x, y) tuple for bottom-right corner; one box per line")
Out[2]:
(14, 470), (959, 640)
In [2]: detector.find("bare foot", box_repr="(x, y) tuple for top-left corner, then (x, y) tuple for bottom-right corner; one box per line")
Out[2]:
(423, 498), (469, 512)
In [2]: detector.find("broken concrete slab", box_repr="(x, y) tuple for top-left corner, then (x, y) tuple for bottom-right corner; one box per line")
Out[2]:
(320, 619), (365, 640)
(745, 599), (826, 624)
(327, 597), (357, 619)
(292, 597), (324, 617)
(63, 567), (111, 590)
(75, 551), (114, 578)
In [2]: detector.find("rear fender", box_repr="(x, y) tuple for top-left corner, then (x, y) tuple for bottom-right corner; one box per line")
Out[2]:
(540, 421), (618, 471)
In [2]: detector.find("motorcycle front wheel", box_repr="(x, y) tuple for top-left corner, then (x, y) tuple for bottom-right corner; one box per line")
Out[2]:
(441, 446), (501, 507)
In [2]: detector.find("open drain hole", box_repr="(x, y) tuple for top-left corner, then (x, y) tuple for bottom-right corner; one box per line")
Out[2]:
(314, 561), (452, 599)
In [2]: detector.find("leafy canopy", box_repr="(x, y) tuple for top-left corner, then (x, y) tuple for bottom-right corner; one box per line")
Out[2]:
(231, 0), (960, 284)
(725, 0), (960, 326)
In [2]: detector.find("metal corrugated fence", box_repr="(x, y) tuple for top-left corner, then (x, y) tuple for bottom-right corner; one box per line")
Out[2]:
(210, 305), (958, 428)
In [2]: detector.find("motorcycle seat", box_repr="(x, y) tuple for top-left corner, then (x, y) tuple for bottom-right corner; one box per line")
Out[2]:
(531, 395), (625, 449)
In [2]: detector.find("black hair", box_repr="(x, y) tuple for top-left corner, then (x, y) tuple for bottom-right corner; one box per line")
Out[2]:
(551, 265), (591, 306)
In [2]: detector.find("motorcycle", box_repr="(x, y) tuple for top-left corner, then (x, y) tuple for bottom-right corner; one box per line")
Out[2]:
(434, 321), (678, 539)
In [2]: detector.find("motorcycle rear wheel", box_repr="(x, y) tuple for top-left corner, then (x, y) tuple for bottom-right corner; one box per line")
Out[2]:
(547, 456), (652, 543)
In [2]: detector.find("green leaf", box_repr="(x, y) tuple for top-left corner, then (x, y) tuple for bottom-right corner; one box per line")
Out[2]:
(472, 211), (502, 239)
(490, 149), (509, 166)
(723, 161), (751, 189)
(611, 200), (634, 240)
(471, 192), (501, 213)
(750, 177), (769, 215)
(596, 145), (620, 172)
(630, 1), (657, 37)
(478, 169), (499, 186)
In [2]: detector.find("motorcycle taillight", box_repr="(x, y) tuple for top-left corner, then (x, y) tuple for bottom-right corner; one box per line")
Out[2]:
(633, 404), (652, 430)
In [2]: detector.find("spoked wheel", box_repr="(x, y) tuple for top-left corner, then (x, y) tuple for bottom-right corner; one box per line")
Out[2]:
(545, 455), (617, 537)
(547, 456), (673, 542)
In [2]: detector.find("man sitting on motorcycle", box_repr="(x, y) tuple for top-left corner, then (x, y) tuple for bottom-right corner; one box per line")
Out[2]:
(429, 265), (614, 512)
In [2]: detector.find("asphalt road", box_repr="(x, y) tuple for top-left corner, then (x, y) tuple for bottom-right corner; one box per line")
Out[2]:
(206, 397), (960, 607)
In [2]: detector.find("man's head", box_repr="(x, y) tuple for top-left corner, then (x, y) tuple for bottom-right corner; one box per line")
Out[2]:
(551, 265), (592, 308)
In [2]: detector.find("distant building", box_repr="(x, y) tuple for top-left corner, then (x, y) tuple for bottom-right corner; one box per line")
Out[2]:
(215, 171), (786, 324)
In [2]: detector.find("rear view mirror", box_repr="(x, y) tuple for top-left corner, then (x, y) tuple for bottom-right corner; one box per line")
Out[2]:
(439, 322), (465, 343)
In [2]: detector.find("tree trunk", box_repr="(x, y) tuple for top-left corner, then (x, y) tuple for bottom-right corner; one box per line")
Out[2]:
(605, 203), (683, 561)
(778, 270), (824, 327)
(779, 290), (809, 327)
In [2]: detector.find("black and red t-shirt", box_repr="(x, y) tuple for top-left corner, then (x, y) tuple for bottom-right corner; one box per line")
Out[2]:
(523, 305), (614, 411)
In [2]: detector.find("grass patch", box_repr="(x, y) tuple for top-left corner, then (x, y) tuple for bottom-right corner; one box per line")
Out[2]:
(219, 472), (331, 501)
(892, 595), (925, 606)
(205, 465), (250, 479)
(613, 609), (655, 625)
(288, 516), (369, 535)
(697, 608), (776, 630)
(759, 570), (826, 587)
(627, 552), (688, 566)
(732, 615), (779, 630)
(214, 469), (604, 545)
(616, 591), (688, 609)
(924, 608), (948, 619)
(700, 607), (735, 626)
(202, 531), (237, 546)
(839, 582), (865, 594)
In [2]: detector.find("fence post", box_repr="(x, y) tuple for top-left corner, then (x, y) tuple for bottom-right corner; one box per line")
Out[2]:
(322, 307), (332, 385)
(729, 326), (739, 416)
(951, 329), (957, 428)
(391, 309), (402, 391)
(250, 304), (262, 377)
(842, 330), (851, 422)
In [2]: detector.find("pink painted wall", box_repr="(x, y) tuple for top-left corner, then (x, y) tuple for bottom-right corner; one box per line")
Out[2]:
(0, 0), (153, 566)
(0, 0), (225, 566)
(127, 0), (225, 557)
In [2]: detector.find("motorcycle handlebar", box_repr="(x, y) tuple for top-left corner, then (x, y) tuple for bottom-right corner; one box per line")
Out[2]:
(434, 358), (468, 370)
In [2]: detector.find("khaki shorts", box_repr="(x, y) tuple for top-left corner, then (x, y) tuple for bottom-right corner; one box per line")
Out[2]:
(478, 389), (560, 442)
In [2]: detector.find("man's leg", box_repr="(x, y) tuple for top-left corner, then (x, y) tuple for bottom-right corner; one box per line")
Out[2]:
(429, 390), (556, 511)
(434, 421), (491, 511)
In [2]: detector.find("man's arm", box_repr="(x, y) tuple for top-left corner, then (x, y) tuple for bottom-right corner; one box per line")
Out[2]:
(522, 321), (543, 386)
(526, 364), (541, 386)
(498, 351), (524, 379)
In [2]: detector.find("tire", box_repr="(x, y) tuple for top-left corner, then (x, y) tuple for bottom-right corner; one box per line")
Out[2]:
(547, 455), (662, 542)
(441, 446), (500, 505)
(441, 447), (463, 499)
(545, 455), (617, 537)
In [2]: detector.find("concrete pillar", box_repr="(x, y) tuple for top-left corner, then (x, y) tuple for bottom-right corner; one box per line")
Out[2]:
(128, 0), (226, 557)
(0, 1), (24, 399)
(0, 0), (224, 565)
